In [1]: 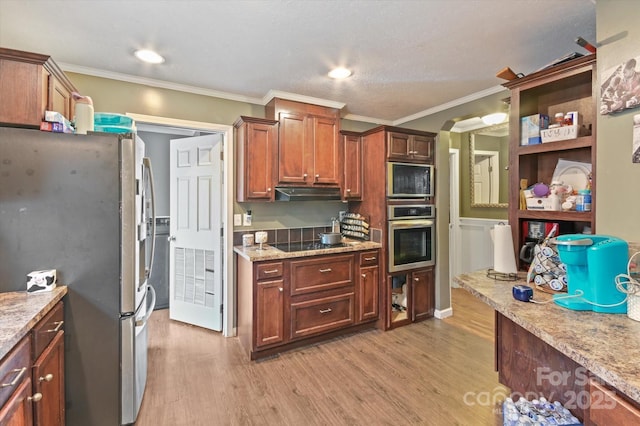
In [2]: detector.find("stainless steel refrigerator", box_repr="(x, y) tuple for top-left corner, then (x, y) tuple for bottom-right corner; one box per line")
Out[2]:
(0, 127), (156, 425)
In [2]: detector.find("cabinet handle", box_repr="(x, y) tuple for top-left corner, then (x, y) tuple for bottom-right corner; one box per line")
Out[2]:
(346, 189), (351, 192)
(263, 269), (279, 274)
(39, 373), (54, 383)
(28, 393), (43, 403)
(319, 308), (332, 314)
(267, 187), (272, 192)
(364, 257), (376, 261)
(315, 174), (320, 179)
(414, 277), (420, 282)
(47, 320), (64, 333)
(361, 273), (367, 278)
(1, 367), (26, 388)
(278, 287), (283, 292)
(303, 173), (308, 179)
(319, 268), (332, 273)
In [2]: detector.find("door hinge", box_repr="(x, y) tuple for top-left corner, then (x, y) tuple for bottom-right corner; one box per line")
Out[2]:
(220, 150), (224, 161)
(220, 304), (223, 314)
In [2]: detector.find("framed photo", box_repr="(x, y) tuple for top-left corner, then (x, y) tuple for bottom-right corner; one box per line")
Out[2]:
(600, 55), (640, 115)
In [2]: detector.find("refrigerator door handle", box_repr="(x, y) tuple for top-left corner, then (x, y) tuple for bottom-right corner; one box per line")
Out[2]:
(136, 285), (156, 327)
(143, 157), (157, 281)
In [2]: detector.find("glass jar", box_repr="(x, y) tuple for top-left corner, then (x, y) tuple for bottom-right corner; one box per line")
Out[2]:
(554, 112), (564, 126)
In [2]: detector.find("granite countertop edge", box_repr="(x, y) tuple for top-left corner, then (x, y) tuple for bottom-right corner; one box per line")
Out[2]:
(455, 270), (640, 405)
(0, 286), (67, 360)
(233, 240), (382, 262)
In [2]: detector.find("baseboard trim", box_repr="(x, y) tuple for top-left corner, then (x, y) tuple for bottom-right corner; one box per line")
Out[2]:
(435, 307), (453, 319)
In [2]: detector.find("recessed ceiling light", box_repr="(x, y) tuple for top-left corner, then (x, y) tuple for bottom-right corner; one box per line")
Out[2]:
(328, 67), (352, 79)
(481, 112), (508, 125)
(134, 49), (165, 64)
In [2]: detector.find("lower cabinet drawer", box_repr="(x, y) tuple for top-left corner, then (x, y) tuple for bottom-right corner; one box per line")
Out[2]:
(290, 292), (355, 340)
(0, 336), (31, 409)
(289, 254), (354, 296)
(590, 379), (640, 425)
(32, 301), (64, 359)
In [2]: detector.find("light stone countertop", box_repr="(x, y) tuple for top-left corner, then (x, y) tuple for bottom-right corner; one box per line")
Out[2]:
(0, 287), (67, 360)
(454, 269), (640, 405)
(233, 240), (382, 262)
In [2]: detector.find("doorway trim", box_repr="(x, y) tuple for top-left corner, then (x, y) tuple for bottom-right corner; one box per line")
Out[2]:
(449, 148), (461, 287)
(126, 113), (236, 337)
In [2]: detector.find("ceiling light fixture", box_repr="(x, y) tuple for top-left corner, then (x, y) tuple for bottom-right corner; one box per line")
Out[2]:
(134, 49), (165, 64)
(481, 112), (507, 125)
(328, 67), (352, 79)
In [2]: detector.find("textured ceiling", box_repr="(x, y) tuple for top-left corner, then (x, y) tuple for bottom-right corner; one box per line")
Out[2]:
(0, 0), (597, 124)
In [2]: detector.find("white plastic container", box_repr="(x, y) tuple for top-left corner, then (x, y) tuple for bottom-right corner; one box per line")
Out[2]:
(72, 92), (95, 135)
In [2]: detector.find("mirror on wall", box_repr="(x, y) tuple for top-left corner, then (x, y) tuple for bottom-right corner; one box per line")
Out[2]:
(469, 122), (509, 208)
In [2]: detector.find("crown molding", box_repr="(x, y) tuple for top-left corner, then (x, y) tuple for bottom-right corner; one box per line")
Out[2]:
(262, 89), (346, 109)
(393, 85), (507, 126)
(59, 63), (264, 105)
(62, 62), (507, 126)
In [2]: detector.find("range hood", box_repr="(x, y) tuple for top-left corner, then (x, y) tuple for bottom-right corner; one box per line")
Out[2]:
(275, 186), (342, 201)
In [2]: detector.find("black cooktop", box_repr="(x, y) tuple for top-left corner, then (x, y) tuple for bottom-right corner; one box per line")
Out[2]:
(273, 241), (349, 252)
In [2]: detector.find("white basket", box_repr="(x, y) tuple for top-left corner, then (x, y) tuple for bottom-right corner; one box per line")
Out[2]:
(628, 293), (640, 322)
(541, 125), (578, 143)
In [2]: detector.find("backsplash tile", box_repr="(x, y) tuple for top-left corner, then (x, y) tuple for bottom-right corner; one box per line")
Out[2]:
(234, 226), (341, 246)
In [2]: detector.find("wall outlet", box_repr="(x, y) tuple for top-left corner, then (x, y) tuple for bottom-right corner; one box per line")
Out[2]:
(233, 214), (242, 226)
(243, 213), (252, 226)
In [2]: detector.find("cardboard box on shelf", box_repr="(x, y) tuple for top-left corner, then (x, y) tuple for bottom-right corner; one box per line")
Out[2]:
(520, 114), (549, 145)
(525, 197), (556, 211)
(40, 121), (73, 133)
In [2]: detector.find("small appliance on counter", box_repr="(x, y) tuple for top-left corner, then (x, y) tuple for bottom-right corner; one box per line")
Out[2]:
(551, 234), (628, 313)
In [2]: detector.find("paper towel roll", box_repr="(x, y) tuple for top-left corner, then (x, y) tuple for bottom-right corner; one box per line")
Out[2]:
(492, 224), (518, 274)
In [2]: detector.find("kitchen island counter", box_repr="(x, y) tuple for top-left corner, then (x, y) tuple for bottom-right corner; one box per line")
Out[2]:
(0, 286), (67, 360)
(454, 269), (640, 407)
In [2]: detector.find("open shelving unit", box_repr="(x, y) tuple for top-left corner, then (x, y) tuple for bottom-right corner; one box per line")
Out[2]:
(504, 54), (597, 270)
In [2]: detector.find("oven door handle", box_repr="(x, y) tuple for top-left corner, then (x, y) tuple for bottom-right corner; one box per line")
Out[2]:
(389, 219), (434, 228)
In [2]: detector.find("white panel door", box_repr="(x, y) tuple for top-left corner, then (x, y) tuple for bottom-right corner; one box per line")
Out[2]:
(169, 134), (223, 331)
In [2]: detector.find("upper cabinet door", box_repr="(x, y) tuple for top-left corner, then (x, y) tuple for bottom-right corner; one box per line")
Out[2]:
(342, 133), (362, 199)
(387, 131), (434, 163)
(310, 115), (340, 186)
(278, 111), (310, 185)
(235, 116), (278, 202)
(387, 132), (411, 160)
(411, 134), (434, 163)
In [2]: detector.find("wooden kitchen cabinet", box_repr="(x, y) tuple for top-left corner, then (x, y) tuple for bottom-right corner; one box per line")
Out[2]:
(387, 131), (435, 163)
(0, 336), (33, 425)
(358, 250), (380, 322)
(266, 98), (341, 187)
(504, 54), (597, 270)
(237, 249), (379, 360)
(234, 116), (279, 202)
(0, 47), (77, 128)
(288, 254), (355, 340)
(411, 267), (434, 321)
(341, 131), (363, 200)
(0, 376), (34, 425)
(389, 267), (435, 329)
(31, 302), (64, 426)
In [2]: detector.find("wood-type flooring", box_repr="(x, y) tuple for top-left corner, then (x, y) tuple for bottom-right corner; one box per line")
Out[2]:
(135, 288), (506, 425)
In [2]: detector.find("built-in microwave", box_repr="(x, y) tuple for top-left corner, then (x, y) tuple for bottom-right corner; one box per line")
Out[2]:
(387, 162), (434, 198)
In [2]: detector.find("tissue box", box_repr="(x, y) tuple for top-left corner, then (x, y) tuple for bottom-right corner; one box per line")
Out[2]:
(520, 114), (549, 145)
(26, 269), (57, 293)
